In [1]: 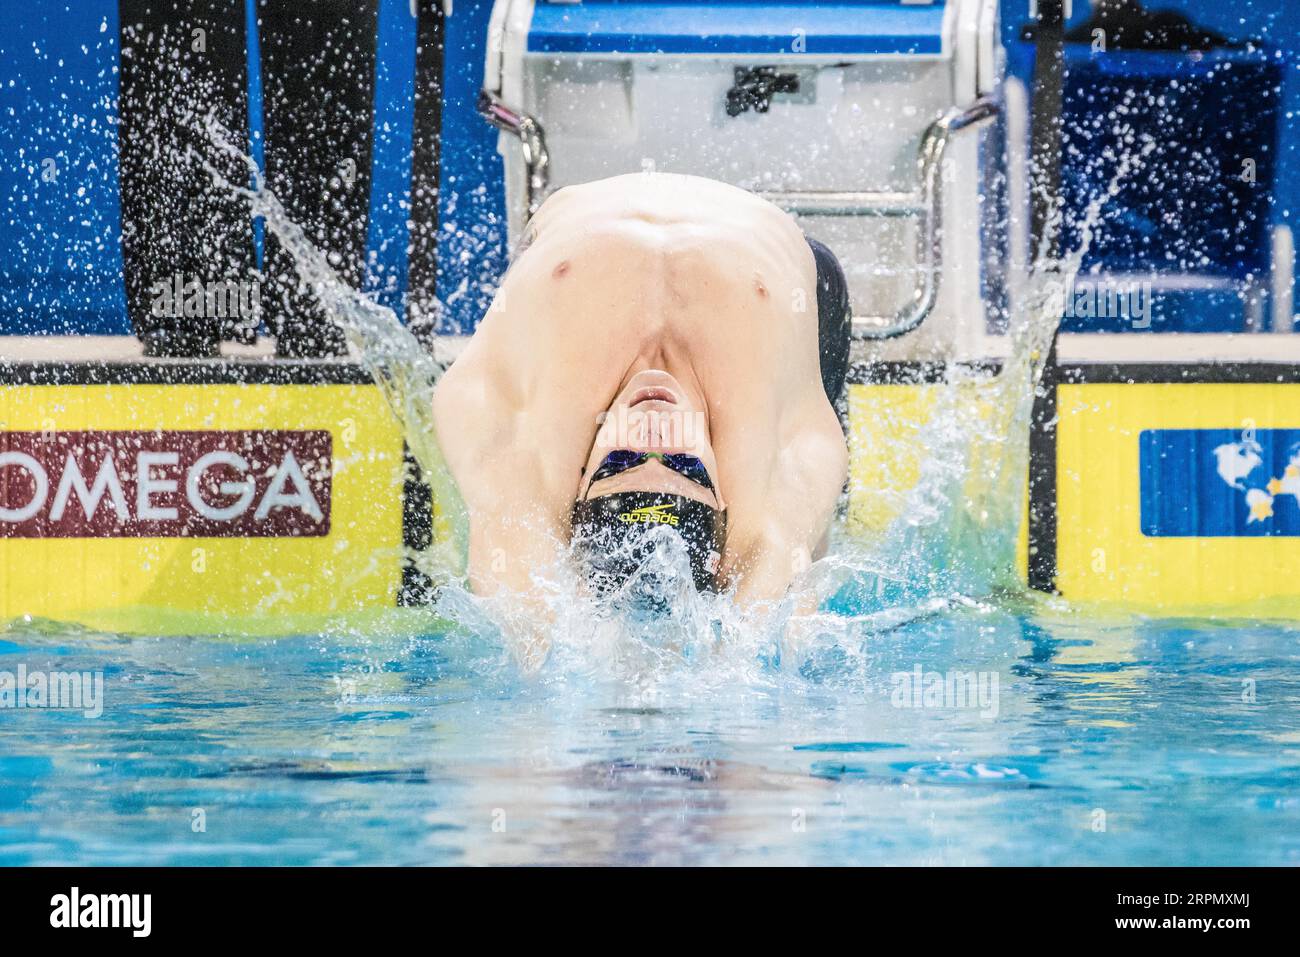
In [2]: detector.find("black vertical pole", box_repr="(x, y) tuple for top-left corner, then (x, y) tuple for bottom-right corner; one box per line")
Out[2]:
(1029, 1), (1067, 255)
(118, 0), (253, 358)
(406, 0), (447, 339)
(258, 0), (380, 358)
(1027, 0), (1067, 594)
(398, 1), (447, 606)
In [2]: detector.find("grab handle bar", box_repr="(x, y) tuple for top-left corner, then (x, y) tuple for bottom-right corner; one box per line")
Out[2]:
(478, 90), (550, 219)
(761, 96), (1001, 340)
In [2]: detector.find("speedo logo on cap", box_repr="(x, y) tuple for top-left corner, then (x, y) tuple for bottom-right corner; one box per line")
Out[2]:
(617, 503), (679, 527)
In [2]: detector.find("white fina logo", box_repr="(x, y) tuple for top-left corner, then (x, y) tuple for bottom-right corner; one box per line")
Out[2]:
(1213, 426), (1300, 525)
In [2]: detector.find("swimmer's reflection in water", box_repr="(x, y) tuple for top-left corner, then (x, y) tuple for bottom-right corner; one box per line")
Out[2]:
(433, 174), (852, 648)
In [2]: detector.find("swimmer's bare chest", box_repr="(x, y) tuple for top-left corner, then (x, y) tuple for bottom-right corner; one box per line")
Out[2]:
(486, 214), (821, 413)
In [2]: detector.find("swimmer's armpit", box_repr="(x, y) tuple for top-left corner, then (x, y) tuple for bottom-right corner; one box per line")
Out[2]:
(493, 220), (540, 288)
(511, 220), (540, 262)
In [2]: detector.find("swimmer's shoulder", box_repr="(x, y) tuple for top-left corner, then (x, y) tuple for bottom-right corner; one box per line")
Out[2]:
(534, 173), (802, 240)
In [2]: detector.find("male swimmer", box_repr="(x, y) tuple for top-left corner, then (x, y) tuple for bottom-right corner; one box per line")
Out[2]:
(433, 173), (851, 607)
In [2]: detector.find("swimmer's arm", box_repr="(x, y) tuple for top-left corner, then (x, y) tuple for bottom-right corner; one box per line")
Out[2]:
(464, 509), (567, 595)
(451, 455), (570, 667)
(433, 359), (569, 591)
(731, 424), (847, 606)
(731, 535), (822, 606)
(466, 515), (567, 671)
(440, 445), (570, 599)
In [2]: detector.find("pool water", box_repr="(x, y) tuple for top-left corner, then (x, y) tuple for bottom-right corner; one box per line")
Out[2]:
(2, 596), (1297, 866)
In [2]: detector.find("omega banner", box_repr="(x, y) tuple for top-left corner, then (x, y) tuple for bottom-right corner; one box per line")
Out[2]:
(0, 430), (332, 538)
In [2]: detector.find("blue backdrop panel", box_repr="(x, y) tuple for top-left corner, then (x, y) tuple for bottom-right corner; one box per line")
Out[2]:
(1140, 428), (1300, 537)
(1059, 49), (1281, 279)
(0, 0), (505, 336)
(1003, 0), (1300, 333)
(435, 0), (508, 334)
(527, 0), (946, 56)
(363, 0), (419, 318)
(0, 1), (128, 334)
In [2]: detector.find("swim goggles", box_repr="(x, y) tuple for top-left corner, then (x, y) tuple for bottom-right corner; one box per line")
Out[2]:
(584, 450), (716, 496)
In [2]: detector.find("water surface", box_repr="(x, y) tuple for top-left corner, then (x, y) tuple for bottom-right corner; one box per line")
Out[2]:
(2, 601), (1295, 866)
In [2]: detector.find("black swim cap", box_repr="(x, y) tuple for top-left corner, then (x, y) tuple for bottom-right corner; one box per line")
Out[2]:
(570, 492), (727, 596)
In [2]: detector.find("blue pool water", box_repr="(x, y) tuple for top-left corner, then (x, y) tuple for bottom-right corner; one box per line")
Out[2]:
(2, 598), (1297, 866)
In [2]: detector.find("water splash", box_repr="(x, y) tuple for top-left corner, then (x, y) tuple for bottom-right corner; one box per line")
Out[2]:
(197, 111), (1154, 685)
(840, 119), (1159, 608)
(203, 119), (468, 589)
